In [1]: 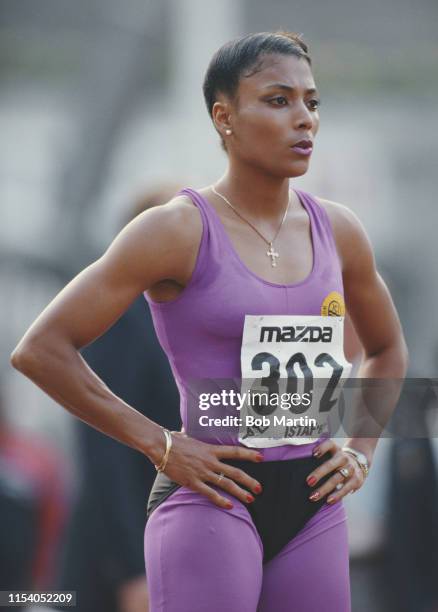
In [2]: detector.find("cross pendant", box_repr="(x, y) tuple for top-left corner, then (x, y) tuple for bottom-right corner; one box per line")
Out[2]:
(266, 243), (280, 267)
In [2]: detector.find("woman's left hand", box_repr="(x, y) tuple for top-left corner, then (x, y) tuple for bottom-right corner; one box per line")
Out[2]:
(306, 439), (366, 504)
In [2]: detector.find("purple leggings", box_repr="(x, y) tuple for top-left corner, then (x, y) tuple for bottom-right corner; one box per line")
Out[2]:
(144, 454), (351, 611)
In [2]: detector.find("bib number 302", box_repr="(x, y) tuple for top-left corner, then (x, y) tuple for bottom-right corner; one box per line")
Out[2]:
(239, 315), (352, 447)
(250, 350), (344, 414)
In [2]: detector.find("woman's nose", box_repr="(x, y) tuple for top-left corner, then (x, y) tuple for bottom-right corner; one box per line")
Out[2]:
(293, 102), (314, 129)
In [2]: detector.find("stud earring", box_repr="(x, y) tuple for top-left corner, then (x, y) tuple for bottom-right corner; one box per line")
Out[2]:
(225, 129), (232, 135)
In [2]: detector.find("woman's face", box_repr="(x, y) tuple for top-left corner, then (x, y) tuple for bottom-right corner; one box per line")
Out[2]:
(216, 53), (320, 178)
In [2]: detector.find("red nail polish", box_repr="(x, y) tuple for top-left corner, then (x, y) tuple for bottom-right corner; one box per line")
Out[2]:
(309, 491), (320, 501)
(225, 501), (233, 509)
(254, 484), (262, 494)
(246, 494), (255, 503)
(327, 497), (335, 504)
(255, 454), (264, 462)
(307, 476), (317, 486)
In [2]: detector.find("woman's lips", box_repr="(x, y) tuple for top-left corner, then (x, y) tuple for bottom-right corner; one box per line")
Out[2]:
(290, 144), (313, 156)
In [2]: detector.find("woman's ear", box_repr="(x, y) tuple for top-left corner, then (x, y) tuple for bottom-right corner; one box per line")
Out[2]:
(212, 100), (232, 139)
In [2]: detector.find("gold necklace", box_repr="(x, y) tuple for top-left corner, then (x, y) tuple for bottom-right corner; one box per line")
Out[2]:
(211, 185), (291, 267)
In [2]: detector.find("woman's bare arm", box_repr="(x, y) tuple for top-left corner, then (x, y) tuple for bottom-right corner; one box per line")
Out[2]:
(11, 198), (198, 457)
(335, 201), (409, 461)
(304, 198), (409, 506)
(328, 198), (408, 450)
(10, 196), (263, 508)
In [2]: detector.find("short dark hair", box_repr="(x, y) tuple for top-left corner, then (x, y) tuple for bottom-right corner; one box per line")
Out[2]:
(202, 30), (312, 152)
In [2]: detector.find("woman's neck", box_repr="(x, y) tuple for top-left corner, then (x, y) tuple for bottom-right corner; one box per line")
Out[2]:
(215, 165), (293, 222)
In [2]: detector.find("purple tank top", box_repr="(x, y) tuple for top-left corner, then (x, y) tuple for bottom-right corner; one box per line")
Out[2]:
(144, 187), (350, 460)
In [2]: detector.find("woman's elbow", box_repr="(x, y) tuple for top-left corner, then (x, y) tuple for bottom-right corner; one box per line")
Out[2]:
(10, 333), (48, 376)
(11, 344), (35, 375)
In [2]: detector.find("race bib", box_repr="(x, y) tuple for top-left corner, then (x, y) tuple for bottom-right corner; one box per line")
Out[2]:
(239, 315), (352, 447)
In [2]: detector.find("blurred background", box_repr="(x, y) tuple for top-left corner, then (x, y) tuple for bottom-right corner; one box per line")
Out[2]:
(1, 0), (438, 611)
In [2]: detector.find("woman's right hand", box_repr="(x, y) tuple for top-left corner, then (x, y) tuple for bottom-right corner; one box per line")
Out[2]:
(160, 431), (264, 509)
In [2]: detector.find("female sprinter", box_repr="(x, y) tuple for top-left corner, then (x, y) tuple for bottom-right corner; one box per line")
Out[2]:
(11, 31), (408, 611)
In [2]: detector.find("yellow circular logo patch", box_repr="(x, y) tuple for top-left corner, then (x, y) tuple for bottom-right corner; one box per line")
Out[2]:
(321, 291), (345, 317)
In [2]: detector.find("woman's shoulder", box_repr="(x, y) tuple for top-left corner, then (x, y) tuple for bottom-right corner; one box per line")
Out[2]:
(103, 192), (204, 290)
(311, 193), (373, 266)
(312, 194), (368, 237)
(130, 192), (203, 245)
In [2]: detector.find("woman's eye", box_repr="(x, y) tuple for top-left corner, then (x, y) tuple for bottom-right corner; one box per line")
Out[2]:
(270, 96), (288, 106)
(308, 98), (321, 110)
(269, 96), (321, 110)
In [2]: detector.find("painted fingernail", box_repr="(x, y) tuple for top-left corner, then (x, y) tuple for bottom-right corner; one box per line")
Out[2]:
(225, 501), (233, 509)
(327, 496), (335, 504)
(307, 476), (317, 486)
(255, 454), (264, 462)
(246, 494), (255, 503)
(309, 491), (320, 501)
(254, 484), (263, 494)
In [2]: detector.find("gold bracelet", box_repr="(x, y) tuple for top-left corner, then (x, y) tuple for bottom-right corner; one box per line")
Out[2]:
(154, 428), (173, 472)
